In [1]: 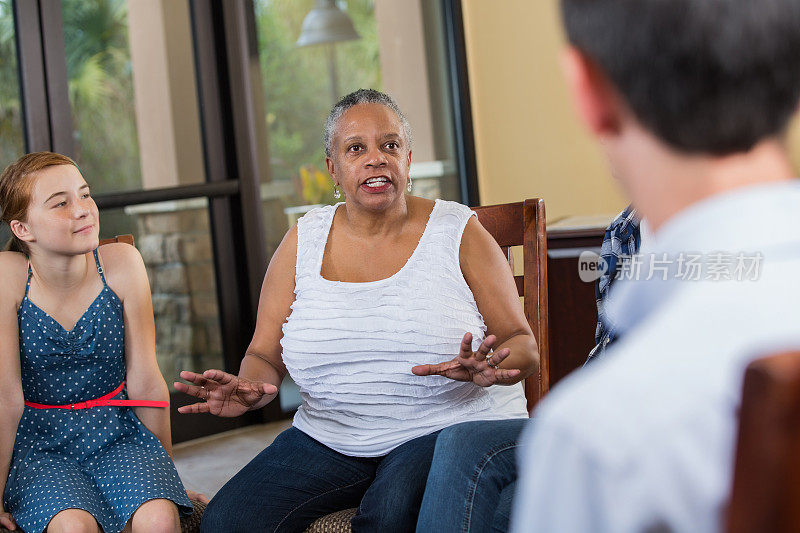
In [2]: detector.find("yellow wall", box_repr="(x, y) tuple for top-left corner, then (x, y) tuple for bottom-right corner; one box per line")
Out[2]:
(461, 0), (800, 220)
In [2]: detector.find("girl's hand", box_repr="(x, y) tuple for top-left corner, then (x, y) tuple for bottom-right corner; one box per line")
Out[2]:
(186, 489), (210, 505)
(174, 369), (278, 417)
(0, 509), (17, 530)
(411, 333), (520, 387)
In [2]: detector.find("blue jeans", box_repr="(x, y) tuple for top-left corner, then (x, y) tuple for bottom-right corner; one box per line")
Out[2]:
(201, 426), (440, 533)
(416, 419), (529, 533)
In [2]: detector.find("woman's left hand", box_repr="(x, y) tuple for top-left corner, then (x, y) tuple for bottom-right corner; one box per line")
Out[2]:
(411, 332), (520, 387)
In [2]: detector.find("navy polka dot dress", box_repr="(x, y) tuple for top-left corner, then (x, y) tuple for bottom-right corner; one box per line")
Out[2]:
(3, 249), (192, 533)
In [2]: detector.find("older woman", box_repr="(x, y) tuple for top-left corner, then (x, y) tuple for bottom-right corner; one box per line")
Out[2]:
(177, 89), (537, 532)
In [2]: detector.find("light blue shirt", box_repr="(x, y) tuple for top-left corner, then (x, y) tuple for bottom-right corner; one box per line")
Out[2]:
(512, 181), (800, 533)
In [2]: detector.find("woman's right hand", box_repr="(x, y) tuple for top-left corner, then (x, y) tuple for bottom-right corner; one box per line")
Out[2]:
(0, 509), (17, 530)
(174, 369), (278, 417)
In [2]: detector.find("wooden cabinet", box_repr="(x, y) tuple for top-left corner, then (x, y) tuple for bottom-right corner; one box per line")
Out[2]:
(546, 224), (605, 387)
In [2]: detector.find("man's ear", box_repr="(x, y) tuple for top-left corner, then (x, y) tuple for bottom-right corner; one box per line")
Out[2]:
(9, 220), (34, 244)
(561, 46), (623, 138)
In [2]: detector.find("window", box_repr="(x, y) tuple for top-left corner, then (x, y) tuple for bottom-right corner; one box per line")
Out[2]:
(62, 0), (207, 194)
(99, 203), (225, 391)
(254, 0), (465, 210)
(0, 0), (25, 165)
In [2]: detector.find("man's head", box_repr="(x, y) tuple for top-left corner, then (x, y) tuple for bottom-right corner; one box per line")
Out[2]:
(560, 0), (800, 155)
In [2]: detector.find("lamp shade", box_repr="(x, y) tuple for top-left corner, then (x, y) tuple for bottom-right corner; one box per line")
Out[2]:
(296, 0), (360, 47)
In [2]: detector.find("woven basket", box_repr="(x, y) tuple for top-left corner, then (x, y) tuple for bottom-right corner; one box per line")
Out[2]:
(181, 498), (207, 533)
(304, 508), (357, 533)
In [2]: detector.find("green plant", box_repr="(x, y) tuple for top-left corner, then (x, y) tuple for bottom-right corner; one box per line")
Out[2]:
(296, 165), (335, 205)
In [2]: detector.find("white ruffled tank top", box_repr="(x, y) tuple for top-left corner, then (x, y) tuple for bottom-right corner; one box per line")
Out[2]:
(281, 199), (528, 456)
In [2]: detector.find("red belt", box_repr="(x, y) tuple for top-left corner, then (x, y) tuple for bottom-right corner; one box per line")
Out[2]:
(24, 382), (168, 410)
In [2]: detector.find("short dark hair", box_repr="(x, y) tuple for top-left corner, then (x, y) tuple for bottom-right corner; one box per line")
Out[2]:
(324, 89), (412, 158)
(560, 0), (800, 155)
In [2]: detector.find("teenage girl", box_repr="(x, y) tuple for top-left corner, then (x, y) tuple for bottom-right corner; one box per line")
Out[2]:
(0, 152), (196, 533)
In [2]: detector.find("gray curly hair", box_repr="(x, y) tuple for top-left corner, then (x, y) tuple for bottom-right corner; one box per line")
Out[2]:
(323, 89), (412, 158)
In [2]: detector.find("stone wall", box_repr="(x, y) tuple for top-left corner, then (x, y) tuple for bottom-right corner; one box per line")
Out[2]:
(131, 204), (223, 387)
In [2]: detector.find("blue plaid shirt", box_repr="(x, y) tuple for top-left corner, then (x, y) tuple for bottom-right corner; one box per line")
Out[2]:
(584, 206), (642, 365)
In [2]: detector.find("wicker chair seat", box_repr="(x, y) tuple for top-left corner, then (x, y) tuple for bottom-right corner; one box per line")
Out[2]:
(304, 507), (357, 533)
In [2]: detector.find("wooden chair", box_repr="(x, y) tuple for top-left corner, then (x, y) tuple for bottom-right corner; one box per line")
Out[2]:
(472, 198), (549, 411)
(304, 199), (549, 533)
(727, 351), (800, 533)
(99, 234), (135, 247)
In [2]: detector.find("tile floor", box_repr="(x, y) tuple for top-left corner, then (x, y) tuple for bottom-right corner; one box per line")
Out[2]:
(173, 419), (292, 498)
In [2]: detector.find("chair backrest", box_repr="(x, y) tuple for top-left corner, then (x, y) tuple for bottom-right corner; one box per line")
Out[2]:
(472, 199), (549, 411)
(99, 234), (135, 247)
(727, 351), (800, 533)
